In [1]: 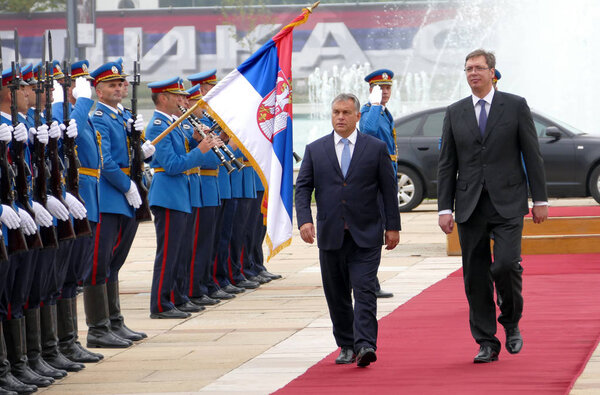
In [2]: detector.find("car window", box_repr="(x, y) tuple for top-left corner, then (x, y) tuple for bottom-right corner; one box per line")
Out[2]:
(422, 111), (445, 137)
(533, 117), (550, 138)
(395, 117), (422, 137)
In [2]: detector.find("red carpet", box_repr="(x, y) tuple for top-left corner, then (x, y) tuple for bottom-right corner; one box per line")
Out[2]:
(275, 254), (600, 395)
(526, 205), (600, 217)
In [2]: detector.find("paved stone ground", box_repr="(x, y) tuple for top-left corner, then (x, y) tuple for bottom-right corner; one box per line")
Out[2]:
(37, 198), (600, 394)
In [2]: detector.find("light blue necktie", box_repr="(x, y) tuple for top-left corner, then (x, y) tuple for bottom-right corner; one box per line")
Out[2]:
(341, 138), (350, 177)
(478, 99), (487, 137)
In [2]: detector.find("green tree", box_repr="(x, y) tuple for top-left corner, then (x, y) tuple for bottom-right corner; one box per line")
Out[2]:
(0, 0), (66, 13)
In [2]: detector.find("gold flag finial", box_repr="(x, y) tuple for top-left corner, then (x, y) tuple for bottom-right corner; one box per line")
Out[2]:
(306, 1), (320, 13)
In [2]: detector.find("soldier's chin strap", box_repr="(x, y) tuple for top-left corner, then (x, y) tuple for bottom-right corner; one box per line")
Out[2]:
(150, 100), (201, 146)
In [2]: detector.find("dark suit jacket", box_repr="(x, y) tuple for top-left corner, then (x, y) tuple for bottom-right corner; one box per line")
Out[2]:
(437, 91), (547, 223)
(295, 131), (401, 251)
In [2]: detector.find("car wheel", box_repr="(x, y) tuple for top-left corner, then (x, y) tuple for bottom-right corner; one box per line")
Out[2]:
(589, 165), (600, 204)
(397, 165), (424, 212)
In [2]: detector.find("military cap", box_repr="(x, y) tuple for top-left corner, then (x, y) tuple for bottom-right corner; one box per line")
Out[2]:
(185, 84), (202, 100)
(1, 66), (28, 87)
(49, 60), (65, 80)
(33, 62), (45, 82)
(71, 60), (94, 80)
(148, 76), (188, 95)
(21, 63), (37, 85)
(188, 69), (218, 86)
(90, 61), (125, 86)
(115, 57), (130, 77)
(493, 69), (502, 83)
(364, 69), (394, 86)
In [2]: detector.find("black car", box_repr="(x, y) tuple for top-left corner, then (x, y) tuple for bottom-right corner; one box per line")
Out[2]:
(394, 106), (600, 211)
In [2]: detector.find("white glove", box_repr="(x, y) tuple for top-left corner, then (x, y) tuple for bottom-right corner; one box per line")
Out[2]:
(0, 124), (12, 142)
(72, 77), (92, 100)
(18, 209), (37, 236)
(142, 140), (155, 159)
(13, 123), (28, 142)
(48, 121), (61, 139)
(32, 201), (53, 227)
(368, 85), (382, 105)
(29, 124), (49, 145)
(64, 192), (87, 220)
(127, 115), (145, 133)
(52, 79), (64, 103)
(46, 195), (70, 221)
(0, 204), (20, 229)
(59, 119), (78, 138)
(125, 181), (142, 209)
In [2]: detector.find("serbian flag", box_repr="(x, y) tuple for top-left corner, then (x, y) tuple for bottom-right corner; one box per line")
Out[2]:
(200, 5), (317, 260)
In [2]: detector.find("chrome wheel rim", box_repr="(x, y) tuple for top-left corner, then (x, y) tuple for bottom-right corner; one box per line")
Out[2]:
(397, 173), (415, 208)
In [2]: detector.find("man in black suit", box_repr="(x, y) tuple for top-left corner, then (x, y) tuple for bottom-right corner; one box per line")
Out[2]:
(438, 49), (548, 363)
(295, 93), (401, 367)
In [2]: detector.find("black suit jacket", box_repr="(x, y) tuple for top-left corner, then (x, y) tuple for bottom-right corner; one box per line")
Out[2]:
(437, 91), (547, 223)
(295, 131), (400, 251)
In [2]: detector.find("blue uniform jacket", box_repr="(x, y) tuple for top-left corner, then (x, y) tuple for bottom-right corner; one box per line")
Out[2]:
(53, 98), (102, 222)
(146, 111), (204, 213)
(230, 148), (244, 198)
(253, 168), (265, 192)
(359, 103), (398, 173)
(92, 102), (133, 217)
(241, 157), (257, 199)
(217, 146), (232, 200)
(196, 140), (221, 208)
(180, 119), (202, 208)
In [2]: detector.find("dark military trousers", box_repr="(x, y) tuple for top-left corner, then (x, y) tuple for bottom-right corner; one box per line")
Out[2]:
(5, 250), (37, 319)
(62, 224), (95, 299)
(228, 198), (253, 284)
(243, 191), (265, 277)
(42, 239), (75, 305)
(187, 206), (219, 298)
(172, 210), (196, 307)
(214, 198), (237, 287)
(150, 207), (189, 314)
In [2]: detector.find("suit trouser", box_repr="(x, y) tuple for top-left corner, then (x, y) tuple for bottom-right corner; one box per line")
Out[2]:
(188, 206), (219, 297)
(150, 207), (189, 314)
(228, 198), (252, 284)
(457, 189), (524, 352)
(319, 231), (381, 351)
(83, 213), (138, 286)
(214, 198), (237, 287)
(172, 210), (196, 307)
(62, 224), (95, 298)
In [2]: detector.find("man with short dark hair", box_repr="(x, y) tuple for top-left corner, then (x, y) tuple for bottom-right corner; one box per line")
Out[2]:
(438, 49), (548, 363)
(295, 93), (400, 368)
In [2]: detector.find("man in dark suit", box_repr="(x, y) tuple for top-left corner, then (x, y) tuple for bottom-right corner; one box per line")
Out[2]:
(437, 49), (548, 363)
(295, 93), (401, 368)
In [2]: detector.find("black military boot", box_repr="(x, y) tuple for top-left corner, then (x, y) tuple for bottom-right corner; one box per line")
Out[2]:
(83, 284), (132, 348)
(40, 304), (84, 372)
(24, 308), (66, 380)
(2, 318), (53, 388)
(69, 298), (103, 361)
(107, 281), (146, 342)
(0, 321), (37, 394)
(56, 298), (100, 363)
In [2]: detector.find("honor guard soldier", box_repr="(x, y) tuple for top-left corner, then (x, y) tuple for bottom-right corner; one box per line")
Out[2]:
(52, 60), (105, 364)
(360, 69), (398, 299)
(85, 62), (153, 348)
(181, 84), (224, 305)
(145, 77), (215, 319)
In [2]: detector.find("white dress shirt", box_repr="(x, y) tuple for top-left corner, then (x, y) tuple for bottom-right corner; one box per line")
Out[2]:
(333, 129), (357, 169)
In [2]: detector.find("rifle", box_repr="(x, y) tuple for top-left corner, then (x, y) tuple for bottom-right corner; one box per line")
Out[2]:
(32, 33), (58, 249)
(9, 30), (43, 250)
(61, 32), (92, 237)
(200, 111), (245, 171)
(129, 36), (152, 222)
(0, 37), (17, 259)
(177, 105), (234, 174)
(45, 32), (75, 241)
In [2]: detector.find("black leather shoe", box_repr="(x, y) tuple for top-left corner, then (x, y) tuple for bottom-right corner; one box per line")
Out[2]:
(474, 345), (499, 363)
(222, 284), (245, 294)
(248, 275), (271, 284)
(175, 301), (205, 313)
(0, 386), (18, 394)
(356, 347), (377, 367)
(190, 295), (221, 306)
(375, 289), (394, 298)
(335, 347), (355, 364)
(210, 289), (235, 300)
(505, 327), (523, 354)
(235, 279), (260, 289)
(259, 270), (282, 280)
(0, 372), (37, 395)
(150, 309), (191, 319)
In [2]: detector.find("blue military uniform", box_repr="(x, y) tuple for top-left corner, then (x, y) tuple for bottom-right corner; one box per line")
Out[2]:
(146, 77), (205, 317)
